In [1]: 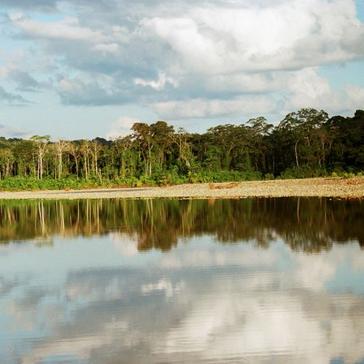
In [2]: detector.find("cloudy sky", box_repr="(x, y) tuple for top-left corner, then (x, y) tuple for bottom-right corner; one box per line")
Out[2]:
(0, 0), (364, 139)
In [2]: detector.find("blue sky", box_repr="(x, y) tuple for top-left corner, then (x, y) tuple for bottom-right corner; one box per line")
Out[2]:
(0, 0), (364, 139)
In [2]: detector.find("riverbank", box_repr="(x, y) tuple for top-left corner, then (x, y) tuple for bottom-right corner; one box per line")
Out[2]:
(0, 177), (363, 200)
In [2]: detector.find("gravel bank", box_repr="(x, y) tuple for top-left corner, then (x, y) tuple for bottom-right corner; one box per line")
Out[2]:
(0, 177), (363, 200)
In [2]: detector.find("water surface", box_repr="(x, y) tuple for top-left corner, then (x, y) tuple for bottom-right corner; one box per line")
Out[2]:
(0, 198), (363, 364)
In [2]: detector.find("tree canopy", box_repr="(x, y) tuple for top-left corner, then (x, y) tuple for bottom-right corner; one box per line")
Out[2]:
(0, 109), (363, 186)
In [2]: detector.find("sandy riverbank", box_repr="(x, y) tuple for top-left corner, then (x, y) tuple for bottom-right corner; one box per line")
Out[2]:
(0, 177), (363, 200)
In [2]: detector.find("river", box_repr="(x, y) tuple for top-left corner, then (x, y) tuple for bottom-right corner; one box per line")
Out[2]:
(0, 198), (363, 363)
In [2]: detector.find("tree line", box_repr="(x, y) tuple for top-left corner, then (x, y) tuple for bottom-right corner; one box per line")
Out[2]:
(0, 108), (363, 187)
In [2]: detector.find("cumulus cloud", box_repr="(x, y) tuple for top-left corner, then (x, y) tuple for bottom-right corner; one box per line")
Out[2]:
(106, 116), (140, 139)
(151, 96), (276, 119)
(57, 75), (134, 105)
(92, 42), (119, 55)
(10, 14), (105, 42)
(283, 68), (364, 114)
(345, 85), (364, 106)
(2, 0), (364, 121)
(142, 0), (364, 74)
(134, 72), (179, 91)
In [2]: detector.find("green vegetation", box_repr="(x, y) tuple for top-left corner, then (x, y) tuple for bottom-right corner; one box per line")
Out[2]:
(0, 108), (363, 190)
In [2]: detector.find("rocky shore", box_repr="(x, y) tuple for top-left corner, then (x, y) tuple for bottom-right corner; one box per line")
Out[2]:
(0, 177), (363, 200)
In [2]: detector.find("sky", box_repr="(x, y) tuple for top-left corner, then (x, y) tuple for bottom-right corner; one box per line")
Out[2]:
(0, 0), (364, 140)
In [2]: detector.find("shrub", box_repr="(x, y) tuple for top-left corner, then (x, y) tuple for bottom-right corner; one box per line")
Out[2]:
(264, 173), (275, 180)
(280, 167), (326, 179)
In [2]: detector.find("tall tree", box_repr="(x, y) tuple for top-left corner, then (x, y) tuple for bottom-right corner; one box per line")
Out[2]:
(55, 140), (69, 179)
(30, 135), (50, 179)
(278, 108), (328, 169)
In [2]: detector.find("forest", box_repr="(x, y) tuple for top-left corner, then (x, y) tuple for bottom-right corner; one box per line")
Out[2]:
(0, 108), (363, 190)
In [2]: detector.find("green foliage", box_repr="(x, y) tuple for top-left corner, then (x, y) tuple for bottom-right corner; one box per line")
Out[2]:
(0, 177), (106, 191)
(0, 108), (363, 190)
(188, 170), (262, 183)
(279, 167), (327, 179)
(264, 173), (275, 180)
(330, 170), (363, 179)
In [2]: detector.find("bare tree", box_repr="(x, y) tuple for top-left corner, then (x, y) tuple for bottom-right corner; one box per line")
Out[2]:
(30, 135), (50, 179)
(55, 140), (69, 179)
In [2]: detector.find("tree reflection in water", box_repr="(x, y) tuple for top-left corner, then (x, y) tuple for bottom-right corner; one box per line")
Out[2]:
(0, 198), (363, 253)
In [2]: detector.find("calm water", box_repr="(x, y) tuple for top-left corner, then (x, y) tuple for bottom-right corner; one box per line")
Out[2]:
(0, 198), (364, 364)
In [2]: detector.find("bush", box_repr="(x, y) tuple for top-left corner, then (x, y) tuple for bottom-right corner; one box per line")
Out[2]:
(1, 168), (361, 192)
(280, 167), (326, 179)
(188, 170), (262, 183)
(264, 173), (275, 180)
(330, 170), (364, 178)
(0, 176), (108, 191)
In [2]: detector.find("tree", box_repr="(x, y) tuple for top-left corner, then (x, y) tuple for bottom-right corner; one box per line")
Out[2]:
(278, 108), (328, 169)
(150, 121), (174, 172)
(68, 142), (80, 178)
(132, 123), (153, 176)
(30, 135), (50, 179)
(327, 110), (364, 171)
(55, 140), (69, 179)
(90, 140), (102, 180)
(173, 128), (194, 173)
(0, 148), (14, 178)
(0, 109), (362, 184)
(80, 140), (91, 179)
(207, 124), (241, 170)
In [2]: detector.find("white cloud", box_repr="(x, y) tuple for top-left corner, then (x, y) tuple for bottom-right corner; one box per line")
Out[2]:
(106, 116), (140, 139)
(0, 65), (12, 78)
(111, 25), (130, 44)
(92, 43), (120, 55)
(202, 72), (283, 94)
(57, 75), (131, 106)
(10, 14), (105, 42)
(284, 68), (364, 114)
(134, 72), (179, 91)
(345, 85), (364, 107)
(142, 0), (364, 75)
(151, 96), (276, 119)
(285, 68), (333, 108)
(3, 0), (364, 122)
